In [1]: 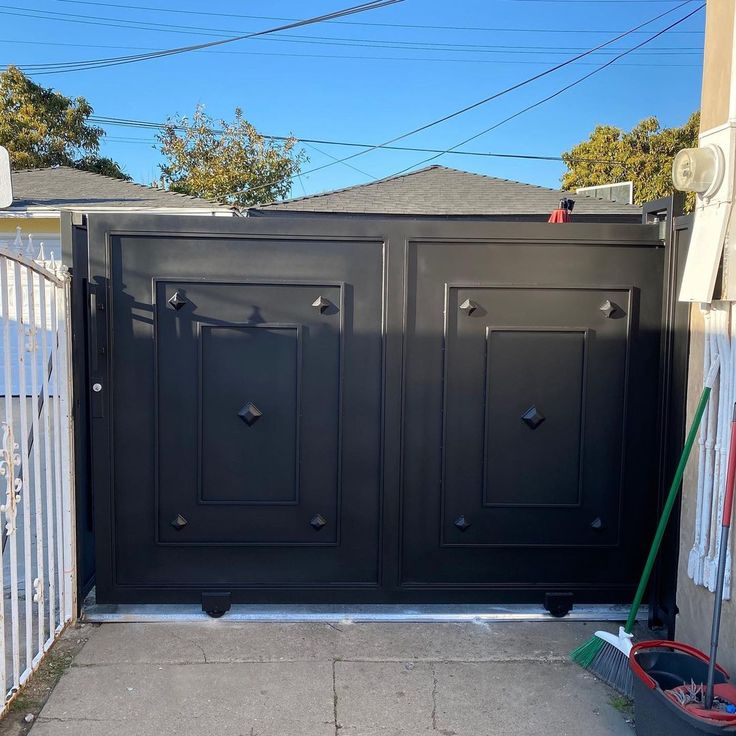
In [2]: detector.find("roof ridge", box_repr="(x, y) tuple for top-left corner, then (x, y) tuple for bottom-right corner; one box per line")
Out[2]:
(258, 164), (638, 212)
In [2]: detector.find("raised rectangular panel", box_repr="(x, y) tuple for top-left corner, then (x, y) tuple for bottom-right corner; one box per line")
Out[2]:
(483, 328), (587, 507)
(439, 283), (631, 548)
(155, 280), (343, 545)
(199, 324), (300, 505)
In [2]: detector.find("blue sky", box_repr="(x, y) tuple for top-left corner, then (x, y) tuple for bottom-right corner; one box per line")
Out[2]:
(3, 0), (705, 197)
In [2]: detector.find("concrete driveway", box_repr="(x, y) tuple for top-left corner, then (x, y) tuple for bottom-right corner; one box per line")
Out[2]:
(26, 621), (633, 736)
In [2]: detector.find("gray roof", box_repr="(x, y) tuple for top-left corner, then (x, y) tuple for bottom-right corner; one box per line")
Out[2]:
(251, 165), (640, 219)
(8, 166), (232, 212)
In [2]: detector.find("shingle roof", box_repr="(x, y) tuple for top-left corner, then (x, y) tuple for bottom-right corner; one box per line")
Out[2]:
(8, 166), (232, 212)
(251, 165), (640, 218)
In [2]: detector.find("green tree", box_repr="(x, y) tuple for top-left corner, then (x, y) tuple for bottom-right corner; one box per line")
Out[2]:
(561, 112), (700, 208)
(0, 65), (129, 179)
(156, 105), (306, 207)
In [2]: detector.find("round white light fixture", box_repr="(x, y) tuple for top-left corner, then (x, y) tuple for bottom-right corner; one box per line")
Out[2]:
(672, 145), (725, 197)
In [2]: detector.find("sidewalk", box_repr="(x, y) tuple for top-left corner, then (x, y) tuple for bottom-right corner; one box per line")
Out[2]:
(27, 621), (633, 735)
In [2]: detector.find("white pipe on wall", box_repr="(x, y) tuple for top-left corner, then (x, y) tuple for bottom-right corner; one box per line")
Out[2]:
(690, 302), (736, 598)
(690, 308), (711, 581)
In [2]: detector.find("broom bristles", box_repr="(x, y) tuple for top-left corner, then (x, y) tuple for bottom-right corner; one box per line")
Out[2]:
(570, 635), (604, 669)
(571, 634), (634, 698)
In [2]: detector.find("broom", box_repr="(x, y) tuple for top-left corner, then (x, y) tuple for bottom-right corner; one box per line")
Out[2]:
(570, 358), (720, 697)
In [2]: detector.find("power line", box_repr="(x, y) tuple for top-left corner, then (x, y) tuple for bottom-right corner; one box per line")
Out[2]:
(7, 0), (404, 74)
(93, 119), (628, 164)
(301, 141), (374, 179)
(47, 0), (703, 34)
(240, 0), (697, 194)
(383, 3), (705, 180)
(92, 117), (627, 163)
(2, 39), (703, 67)
(5, 6), (702, 59)
(510, 0), (683, 3)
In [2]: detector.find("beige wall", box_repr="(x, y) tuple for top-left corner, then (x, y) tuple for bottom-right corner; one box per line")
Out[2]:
(676, 0), (736, 669)
(0, 218), (59, 236)
(700, 0), (734, 132)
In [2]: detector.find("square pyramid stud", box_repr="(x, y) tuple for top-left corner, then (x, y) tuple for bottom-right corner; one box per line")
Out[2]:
(599, 299), (619, 319)
(310, 514), (327, 531)
(168, 290), (188, 311)
(170, 514), (188, 531)
(238, 402), (263, 427)
(459, 299), (478, 315)
(521, 406), (545, 430)
(312, 296), (332, 313)
(454, 515), (471, 532)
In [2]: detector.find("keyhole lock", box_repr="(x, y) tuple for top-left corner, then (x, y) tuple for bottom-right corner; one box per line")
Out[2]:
(92, 383), (102, 393)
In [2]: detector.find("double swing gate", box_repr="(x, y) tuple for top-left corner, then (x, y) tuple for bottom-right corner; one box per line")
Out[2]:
(67, 212), (687, 609)
(0, 230), (74, 712)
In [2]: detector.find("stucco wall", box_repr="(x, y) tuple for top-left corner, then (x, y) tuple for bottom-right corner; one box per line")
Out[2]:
(675, 0), (736, 672)
(0, 218), (59, 236)
(700, 0), (734, 131)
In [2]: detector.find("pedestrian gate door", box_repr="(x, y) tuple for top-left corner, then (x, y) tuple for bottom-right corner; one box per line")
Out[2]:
(67, 214), (677, 605)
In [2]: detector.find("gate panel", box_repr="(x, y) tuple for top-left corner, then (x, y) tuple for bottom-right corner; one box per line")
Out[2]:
(400, 238), (664, 598)
(87, 221), (385, 601)
(76, 216), (671, 604)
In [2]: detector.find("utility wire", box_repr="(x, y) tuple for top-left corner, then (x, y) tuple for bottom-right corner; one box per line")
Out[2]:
(383, 3), (704, 179)
(302, 141), (375, 179)
(237, 0), (697, 197)
(510, 0), (683, 3)
(49, 0), (701, 33)
(6, 0), (404, 74)
(91, 115), (629, 165)
(5, 6), (702, 58)
(3, 39), (703, 68)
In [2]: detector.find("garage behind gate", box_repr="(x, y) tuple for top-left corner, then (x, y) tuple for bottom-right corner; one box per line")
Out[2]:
(64, 213), (685, 607)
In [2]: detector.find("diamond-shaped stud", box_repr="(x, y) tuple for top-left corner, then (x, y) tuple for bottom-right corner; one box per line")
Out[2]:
(310, 514), (327, 531)
(454, 515), (471, 532)
(170, 514), (188, 531)
(459, 299), (478, 315)
(599, 299), (618, 319)
(590, 517), (604, 531)
(168, 290), (188, 311)
(238, 402), (263, 426)
(521, 406), (545, 430)
(312, 296), (332, 313)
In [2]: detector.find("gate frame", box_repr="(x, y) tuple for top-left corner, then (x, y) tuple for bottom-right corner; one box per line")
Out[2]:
(62, 210), (689, 613)
(643, 194), (693, 637)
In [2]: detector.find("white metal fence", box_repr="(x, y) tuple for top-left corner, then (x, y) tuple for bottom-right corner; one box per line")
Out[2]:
(0, 230), (74, 713)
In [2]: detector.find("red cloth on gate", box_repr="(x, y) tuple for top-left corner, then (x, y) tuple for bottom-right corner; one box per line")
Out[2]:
(548, 209), (572, 223)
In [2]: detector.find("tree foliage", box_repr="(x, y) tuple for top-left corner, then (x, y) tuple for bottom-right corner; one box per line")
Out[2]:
(156, 105), (306, 207)
(561, 112), (700, 208)
(0, 65), (129, 179)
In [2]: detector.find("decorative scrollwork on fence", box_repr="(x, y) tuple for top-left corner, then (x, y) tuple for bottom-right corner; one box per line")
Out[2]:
(32, 578), (43, 605)
(0, 423), (22, 536)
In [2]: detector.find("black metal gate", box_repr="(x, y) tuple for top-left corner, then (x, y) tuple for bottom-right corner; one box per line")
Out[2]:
(64, 214), (686, 605)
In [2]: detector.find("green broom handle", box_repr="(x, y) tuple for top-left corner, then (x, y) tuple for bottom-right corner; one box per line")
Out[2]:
(624, 381), (713, 634)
